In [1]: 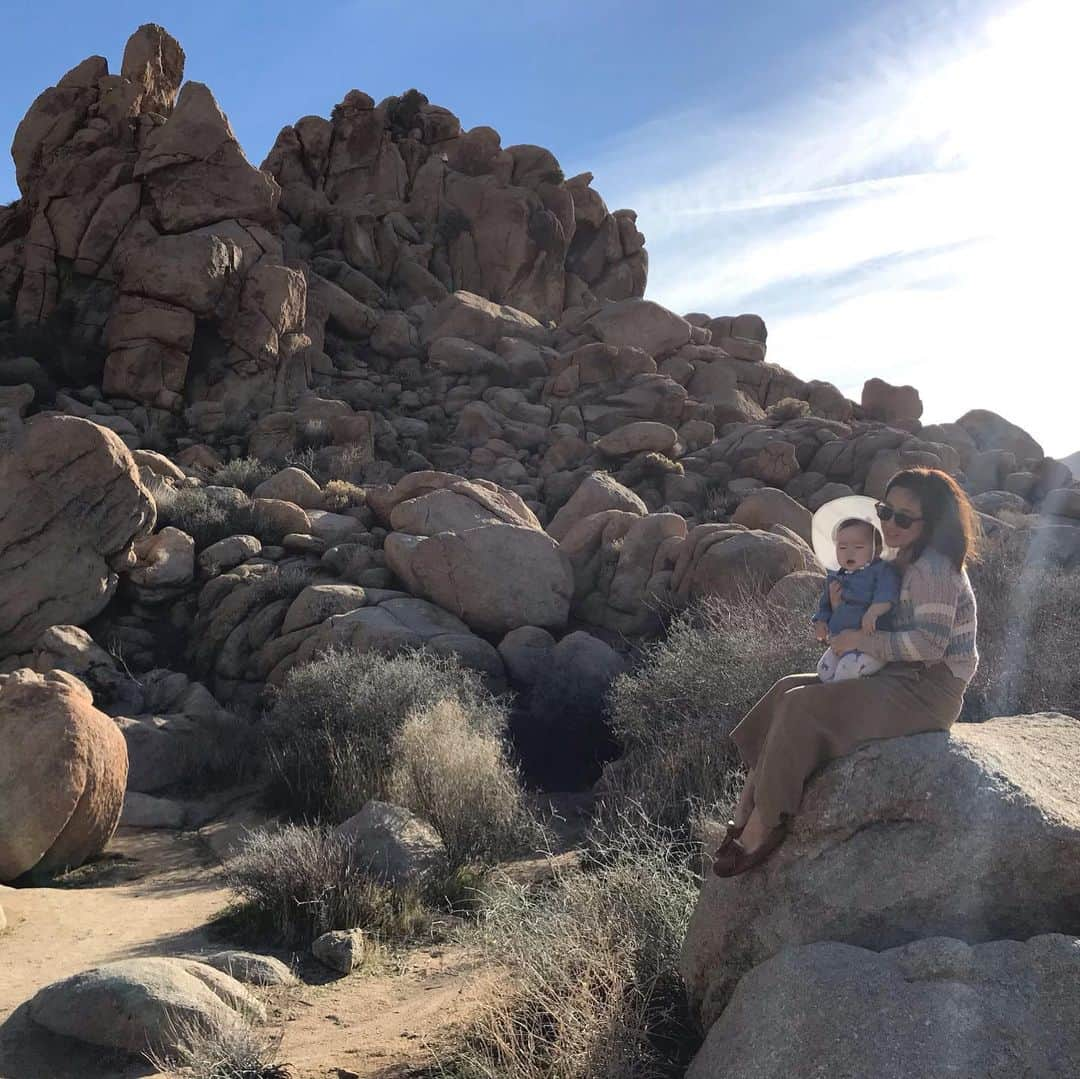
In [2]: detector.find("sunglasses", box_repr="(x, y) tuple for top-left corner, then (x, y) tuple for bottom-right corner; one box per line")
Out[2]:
(876, 502), (923, 530)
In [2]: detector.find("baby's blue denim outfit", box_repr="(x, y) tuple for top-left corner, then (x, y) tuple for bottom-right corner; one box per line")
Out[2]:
(812, 559), (901, 635)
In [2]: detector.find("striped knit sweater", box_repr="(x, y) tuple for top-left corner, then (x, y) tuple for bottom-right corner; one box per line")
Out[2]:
(861, 547), (979, 684)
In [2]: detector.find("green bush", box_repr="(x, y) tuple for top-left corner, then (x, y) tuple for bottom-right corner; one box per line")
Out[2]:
(221, 824), (427, 947)
(602, 592), (819, 831)
(210, 457), (276, 494)
(390, 699), (545, 869)
(439, 811), (699, 1079)
(265, 649), (506, 824)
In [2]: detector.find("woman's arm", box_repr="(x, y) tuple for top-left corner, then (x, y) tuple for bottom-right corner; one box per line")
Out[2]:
(858, 563), (960, 664)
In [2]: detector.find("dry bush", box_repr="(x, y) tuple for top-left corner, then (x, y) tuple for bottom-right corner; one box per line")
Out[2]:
(964, 538), (1080, 720)
(221, 824), (427, 947)
(211, 457), (276, 494)
(156, 487), (257, 550)
(438, 812), (699, 1079)
(389, 699), (545, 869)
(147, 1011), (291, 1079)
(265, 649), (506, 823)
(602, 592), (820, 831)
(322, 479), (366, 511)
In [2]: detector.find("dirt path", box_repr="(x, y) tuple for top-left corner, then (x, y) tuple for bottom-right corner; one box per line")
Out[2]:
(0, 821), (496, 1079)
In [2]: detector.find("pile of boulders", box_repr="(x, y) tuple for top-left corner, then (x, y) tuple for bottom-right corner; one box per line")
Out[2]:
(680, 712), (1080, 1077)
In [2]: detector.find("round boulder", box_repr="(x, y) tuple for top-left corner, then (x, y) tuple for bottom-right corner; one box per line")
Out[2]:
(0, 669), (128, 882)
(28, 957), (265, 1054)
(0, 415), (154, 657)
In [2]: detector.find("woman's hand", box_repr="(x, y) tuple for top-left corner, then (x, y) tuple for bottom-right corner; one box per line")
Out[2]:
(829, 629), (864, 656)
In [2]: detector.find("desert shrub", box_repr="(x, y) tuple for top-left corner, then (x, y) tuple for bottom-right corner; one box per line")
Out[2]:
(155, 487), (257, 550)
(322, 479), (366, 511)
(438, 811), (699, 1079)
(296, 418), (333, 451)
(222, 824), (428, 947)
(602, 592), (819, 831)
(174, 710), (266, 794)
(265, 649), (506, 823)
(964, 538), (1080, 720)
(146, 1012), (291, 1079)
(283, 445), (318, 476)
(389, 699), (545, 868)
(211, 457), (276, 494)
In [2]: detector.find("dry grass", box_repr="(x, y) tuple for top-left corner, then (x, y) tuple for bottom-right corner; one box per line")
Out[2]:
(210, 457), (276, 494)
(964, 537), (1080, 720)
(390, 699), (546, 869)
(156, 487), (258, 550)
(265, 649), (507, 824)
(321, 479), (366, 511)
(221, 824), (428, 947)
(146, 1011), (291, 1079)
(602, 591), (820, 831)
(433, 811), (699, 1079)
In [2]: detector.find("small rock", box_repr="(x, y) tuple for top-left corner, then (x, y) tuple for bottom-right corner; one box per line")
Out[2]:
(204, 950), (298, 986)
(312, 929), (367, 974)
(198, 534), (262, 576)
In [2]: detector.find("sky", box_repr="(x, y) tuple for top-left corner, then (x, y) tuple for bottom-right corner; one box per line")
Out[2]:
(2, 0), (1076, 455)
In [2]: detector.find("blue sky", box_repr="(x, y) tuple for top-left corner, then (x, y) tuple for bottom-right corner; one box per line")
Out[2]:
(3, 0), (1076, 455)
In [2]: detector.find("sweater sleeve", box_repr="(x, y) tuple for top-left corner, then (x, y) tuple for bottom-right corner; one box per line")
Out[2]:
(861, 561), (960, 664)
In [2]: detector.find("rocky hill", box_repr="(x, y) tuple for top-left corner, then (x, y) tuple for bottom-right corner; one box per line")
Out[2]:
(2, 23), (1079, 1079)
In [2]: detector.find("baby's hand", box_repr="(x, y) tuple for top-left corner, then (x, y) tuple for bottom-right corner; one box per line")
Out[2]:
(828, 580), (843, 610)
(814, 622), (829, 643)
(861, 611), (879, 634)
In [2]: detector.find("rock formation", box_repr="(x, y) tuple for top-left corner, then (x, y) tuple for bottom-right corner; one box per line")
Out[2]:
(680, 713), (1080, 1027)
(28, 956), (264, 1054)
(0, 668), (128, 881)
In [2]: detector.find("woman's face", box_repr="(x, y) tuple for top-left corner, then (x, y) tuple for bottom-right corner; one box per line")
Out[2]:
(882, 486), (926, 551)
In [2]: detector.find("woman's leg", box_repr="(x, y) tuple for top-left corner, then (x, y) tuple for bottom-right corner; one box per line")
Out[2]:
(729, 673), (820, 768)
(731, 766), (757, 829)
(750, 668), (964, 835)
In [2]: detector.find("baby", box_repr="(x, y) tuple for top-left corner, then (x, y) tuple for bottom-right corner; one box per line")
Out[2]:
(812, 518), (901, 682)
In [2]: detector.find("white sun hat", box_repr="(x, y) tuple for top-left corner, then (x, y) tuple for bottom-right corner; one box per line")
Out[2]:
(811, 495), (896, 571)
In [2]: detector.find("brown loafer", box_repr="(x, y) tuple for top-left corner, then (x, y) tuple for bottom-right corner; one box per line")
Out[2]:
(712, 819), (743, 859)
(712, 819), (788, 878)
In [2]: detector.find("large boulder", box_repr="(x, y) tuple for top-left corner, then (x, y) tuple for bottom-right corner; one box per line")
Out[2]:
(28, 957), (265, 1054)
(546, 471), (647, 542)
(672, 525), (819, 604)
(0, 415), (154, 657)
(861, 377), (923, 424)
(586, 298), (692, 357)
(336, 801), (446, 886)
(395, 525), (574, 634)
(732, 487), (813, 545)
(686, 935), (1080, 1079)
(958, 408), (1044, 462)
(134, 81), (280, 232)
(421, 290), (548, 348)
(680, 713), (1080, 1027)
(0, 669), (127, 882)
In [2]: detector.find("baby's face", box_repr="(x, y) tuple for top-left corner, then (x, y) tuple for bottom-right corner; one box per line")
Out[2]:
(835, 524), (875, 571)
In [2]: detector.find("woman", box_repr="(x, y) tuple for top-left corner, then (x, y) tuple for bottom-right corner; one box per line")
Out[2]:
(712, 467), (980, 877)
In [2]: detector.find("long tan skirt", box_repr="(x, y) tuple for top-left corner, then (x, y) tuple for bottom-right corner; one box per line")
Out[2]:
(730, 662), (967, 829)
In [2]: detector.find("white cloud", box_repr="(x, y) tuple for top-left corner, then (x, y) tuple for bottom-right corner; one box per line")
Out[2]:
(575, 0), (1080, 456)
